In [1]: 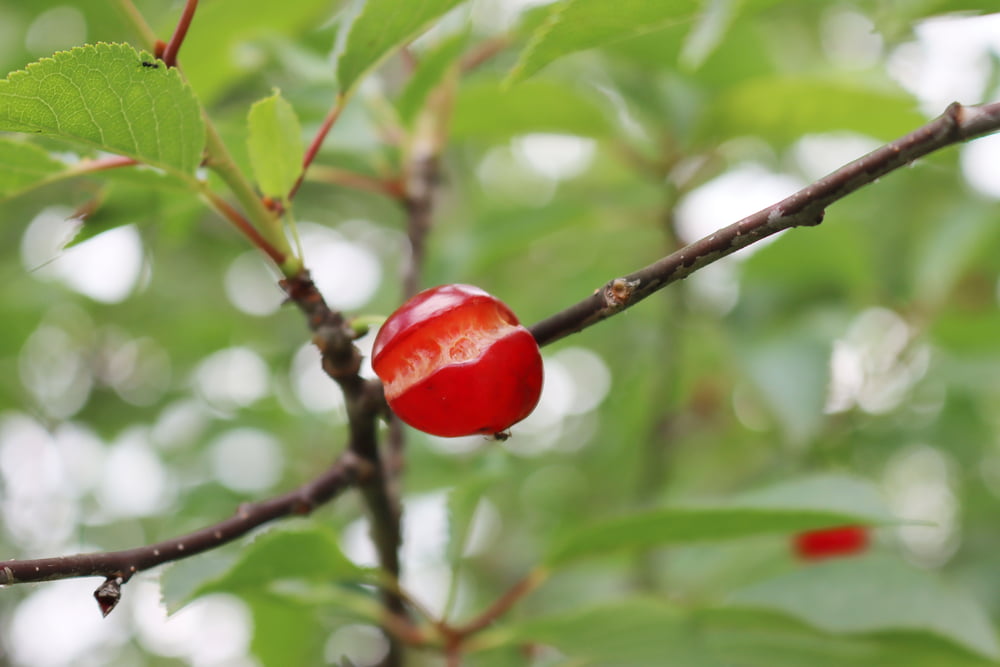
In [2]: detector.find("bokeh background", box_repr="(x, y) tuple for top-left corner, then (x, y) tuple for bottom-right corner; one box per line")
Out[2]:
(1, 0), (1000, 665)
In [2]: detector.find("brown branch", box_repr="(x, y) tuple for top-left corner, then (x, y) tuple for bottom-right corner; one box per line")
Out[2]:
(0, 451), (366, 615)
(402, 73), (453, 298)
(528, 100), (1000, 347)
(161, 0), (197, 67)
(281, 274), (406, 666)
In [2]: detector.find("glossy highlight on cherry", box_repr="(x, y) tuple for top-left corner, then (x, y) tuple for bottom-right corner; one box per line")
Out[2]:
(372, 284), (544, 438)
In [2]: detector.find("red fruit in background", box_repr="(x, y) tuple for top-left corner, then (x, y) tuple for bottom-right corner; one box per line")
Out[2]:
(371, 284), (544, 438)
(793, 525), (869, 561)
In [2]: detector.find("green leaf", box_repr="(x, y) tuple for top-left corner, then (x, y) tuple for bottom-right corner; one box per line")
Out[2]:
(0, 43), (205, 175)
(451, 78), (612, 140)
(727, 554), (1000, 660)
(703, 607), (1000, 667)
(485, 598), (1000, 667)
(912, 204), (997, 308)
(188, 522), (367, 601)
(176, 0), (334, 105)
(705, 76), (924, 146)
(246, 593), (327, 667)
(741, 333), (831, 443)
(337, 0), (468, 94)
(508, 0), (701, 83)
(0, 138), (66, 200)
(247, 90), (304, 199)
(160, 550), (242, 614)
(545, 474), (901, 566)
(495, 598), (700, 666)
(395, 33), (467, 126)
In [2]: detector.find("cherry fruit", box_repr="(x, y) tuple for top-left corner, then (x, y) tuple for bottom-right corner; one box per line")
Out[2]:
(371, 284), (543, 438)
(793, 525), (869, 561)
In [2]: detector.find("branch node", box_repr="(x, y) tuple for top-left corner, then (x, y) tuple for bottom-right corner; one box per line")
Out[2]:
(94, 576), (124, 617)
(605, 278), (639, 307)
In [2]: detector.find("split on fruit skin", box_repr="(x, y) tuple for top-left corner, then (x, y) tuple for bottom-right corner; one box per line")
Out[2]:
(372, 284), (544, 438)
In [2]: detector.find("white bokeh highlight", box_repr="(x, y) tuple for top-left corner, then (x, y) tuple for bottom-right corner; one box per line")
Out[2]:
(675, 163), (805, 314)
(961, 131), (1000, 199)
(298, 223), (381, 311)
(132, 581), (254, 666)
(7, 579), (128, 667)
(224, 251), (285, 316)
(208, 427), (284, 493)
(96, 428), (174, 519)
(290, 342), (347, 418)
(193, 346), (270, 412)
(513, 133), (596, 181)
(888, 13), (1000, 117)
(883, 444), (960, 568)
(825, 308), (931, 415)
(21, 210), (145, 304)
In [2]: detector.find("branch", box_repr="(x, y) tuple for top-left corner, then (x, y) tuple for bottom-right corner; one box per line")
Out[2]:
(304, 165), (404, 200)
(281, 274), (407, 665)
(528, 100), (1000, 347)
(0, 451), (367, 615)
(402, 71), (454, 298)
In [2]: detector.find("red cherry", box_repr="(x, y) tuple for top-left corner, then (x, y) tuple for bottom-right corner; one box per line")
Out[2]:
(793, 525), (869, 561)
(371, 284), (544, 438)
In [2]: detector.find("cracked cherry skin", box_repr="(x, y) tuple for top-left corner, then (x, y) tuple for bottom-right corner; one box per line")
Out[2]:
(793, 525), (869, 561)
(371, 284), (544, 438)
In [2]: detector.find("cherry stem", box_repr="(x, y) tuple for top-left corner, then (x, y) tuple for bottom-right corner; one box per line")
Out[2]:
(161, 0), (197, 67)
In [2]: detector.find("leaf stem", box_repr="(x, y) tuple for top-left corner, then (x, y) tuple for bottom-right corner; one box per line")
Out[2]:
(203, 121), (302, 275)
(162, 0), (198, 67)
(199, 187), (287, 267)
(288, 93), (346, 201)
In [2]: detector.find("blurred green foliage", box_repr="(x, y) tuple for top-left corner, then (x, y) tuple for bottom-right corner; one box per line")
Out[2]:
(1, 0), (1000, 665)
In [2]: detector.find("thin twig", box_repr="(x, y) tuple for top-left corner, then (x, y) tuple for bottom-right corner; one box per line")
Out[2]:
(401, 73), (455, 298)
(460, 35), (511, 72)
(528, 100), (1000, 347)
(161, 0), (198, 67)
(289, 94), (346, 201)
(201, 188), (287, 266)
(453, 568), (548, 637)
(305, 165), (405, 200)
